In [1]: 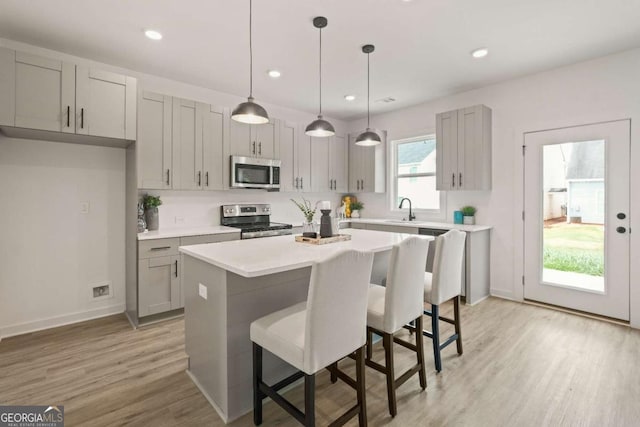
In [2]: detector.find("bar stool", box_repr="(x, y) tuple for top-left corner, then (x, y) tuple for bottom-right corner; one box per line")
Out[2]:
(423, 229), (466, 372)
(251, 249), (374, 427)
(365, 236), (430, 417)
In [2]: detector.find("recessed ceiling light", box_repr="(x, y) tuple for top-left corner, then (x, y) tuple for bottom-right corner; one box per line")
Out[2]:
(144, 30), (163, 40)
(267, 70), (281, 78)
(471, 48), (489, 58)
(344, 95), (356, 101)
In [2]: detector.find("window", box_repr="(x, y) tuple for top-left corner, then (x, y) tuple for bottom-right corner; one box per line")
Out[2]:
(392, 135), (441, 211)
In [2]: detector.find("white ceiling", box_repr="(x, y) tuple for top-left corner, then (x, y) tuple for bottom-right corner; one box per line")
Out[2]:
(1, 0), (639, 120)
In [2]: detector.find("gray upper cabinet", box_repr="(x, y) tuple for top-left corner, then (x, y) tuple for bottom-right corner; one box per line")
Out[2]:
(310, 136), (330, 192)
(278, 121), (311, 192)
(172, 98), (202, 190)
(0, 48), (136, 142)
(14, 51), (75, 133)
(202, 105), (225, 191)
(310, 134), (347, 193)
(75, 67), (137, 140)
(329, 134), (348, 192)
(436, 104), (492, 191)
(348, 130), (386, 193)
(137, 91), (172, 189)
(228, 118), (277, 158)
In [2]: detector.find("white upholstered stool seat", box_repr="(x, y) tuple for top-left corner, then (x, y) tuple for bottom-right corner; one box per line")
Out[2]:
(364, 236), (430, 418)
(250, 302), (306, 372)
(251, 249), (374, 427)
(423, 272), (434, 303)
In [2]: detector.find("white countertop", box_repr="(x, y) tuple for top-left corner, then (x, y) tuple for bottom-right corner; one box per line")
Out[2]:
(347, 218), (492, 232)
(179, 228), (433, 278)
(137, 225), (240, 241)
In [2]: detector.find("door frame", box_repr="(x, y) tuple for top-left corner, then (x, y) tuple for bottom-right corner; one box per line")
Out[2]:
(511, 112), (639, 328)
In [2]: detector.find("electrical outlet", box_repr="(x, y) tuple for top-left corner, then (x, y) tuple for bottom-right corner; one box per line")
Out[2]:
(198, 283), (207, 300)
(89, 281), (112, 301)
(80, 202), (90, 214)
(175, 216), (185, 224)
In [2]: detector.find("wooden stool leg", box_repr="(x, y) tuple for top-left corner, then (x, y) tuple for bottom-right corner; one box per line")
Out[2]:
(329, 361), (338, 384)
(355, 345), (368, 427)
(453, 296), (463, 355)
(431, 304), (442, 372)
(383, 332), (397, 417)
(304, 374), (315, 427)
(253, 342), (264, 425)
(415, 316), (427, 390)
(366, 328), (373, 360)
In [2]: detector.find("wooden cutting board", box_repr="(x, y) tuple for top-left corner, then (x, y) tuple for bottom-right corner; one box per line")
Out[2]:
(294, 234), (352, 245)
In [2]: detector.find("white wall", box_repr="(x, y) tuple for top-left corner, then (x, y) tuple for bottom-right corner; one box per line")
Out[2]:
(0, 38), (348, 337)
(348, 48), (640, 326)
(0, 138), (125, 337)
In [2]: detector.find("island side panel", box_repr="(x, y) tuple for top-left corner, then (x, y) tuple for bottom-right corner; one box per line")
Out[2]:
(466, 229), (491, 305)
(183, 255), (229, 420)
(225, 267), (312, 421)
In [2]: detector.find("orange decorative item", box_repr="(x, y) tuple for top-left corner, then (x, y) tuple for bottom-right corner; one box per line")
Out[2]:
(342, 195), (356, 218)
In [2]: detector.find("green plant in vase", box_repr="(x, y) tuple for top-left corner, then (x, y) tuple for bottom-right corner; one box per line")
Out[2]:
(143, 194), (162, 231)
(291, 198), (317, 236)
(460, 205), (477, 225)
(350, 201), (364, 218)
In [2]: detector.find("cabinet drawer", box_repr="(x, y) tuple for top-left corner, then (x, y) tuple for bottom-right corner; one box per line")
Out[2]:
(138, 238), (180, 259)
(180, 233), (240, 246)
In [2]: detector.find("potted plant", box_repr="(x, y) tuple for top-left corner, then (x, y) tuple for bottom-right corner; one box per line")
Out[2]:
(291, 198), (317, 237)
(350, 201), (364, 218)
(143, 194), (162, 231)
(460, 205), (477, 225)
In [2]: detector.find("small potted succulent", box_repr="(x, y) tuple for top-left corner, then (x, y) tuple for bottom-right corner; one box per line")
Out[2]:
(143, 194), (162, 231)
(291, 198), (317, 237)
(460, 205), (477, 225)
(350, 201), (364, 218)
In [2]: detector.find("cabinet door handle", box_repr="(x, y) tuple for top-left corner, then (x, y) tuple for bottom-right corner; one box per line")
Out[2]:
(452, 173), (456, 187)
(300, 177), (303, 189)
(459, 173), (462, 187)
(151, 246), (171, 251)
(295, 177), (299, 189)
(198, 171), (202, 186)
(166, 169), (170, 186)
(333, 179), (337, 190)
(258, 142), (262, 155)
(66, 106), (70, 127)
(175, 260), (178, 277)
(80, 108), (84, 129)
(252, 141), (256, 155)
(205, 171), (209, 187)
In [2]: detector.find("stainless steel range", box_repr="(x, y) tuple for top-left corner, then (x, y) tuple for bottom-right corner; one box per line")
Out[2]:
(221, 204), (293, 239)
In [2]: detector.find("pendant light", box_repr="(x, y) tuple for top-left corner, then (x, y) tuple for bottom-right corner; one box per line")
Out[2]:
(305, 17), (335, 137)
(231, 0), (269, 125)
(355, 44), (381, 146)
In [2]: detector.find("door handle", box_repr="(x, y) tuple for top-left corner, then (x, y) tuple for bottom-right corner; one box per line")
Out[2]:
(252, 141), (256, 155)
(617, 226), (627, 234)
(295, 177), (299, 189)
(205, 171), (209, 187)
(459, 173), (462, 187)
(166, 169), (170, 186)
(452, 173), (456, 187)
(617, 212), (627, 220)
(198, 171), (202, 186)
(67, 106), (70, 127)
(258, 142), (262, 155)
(80, 108), (84, 129)
(300, 177), (303, 189)
(175, 260), (178, 277)
(150, 246), (171, 251)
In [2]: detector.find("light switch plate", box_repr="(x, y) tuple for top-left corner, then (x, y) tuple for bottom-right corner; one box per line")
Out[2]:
(175, 216), (185, 224)
(80, 202), (90, 214)
(198, 283), (207, 300)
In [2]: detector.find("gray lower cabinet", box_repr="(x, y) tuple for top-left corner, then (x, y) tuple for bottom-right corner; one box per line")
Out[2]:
(135, 232), (240, 320)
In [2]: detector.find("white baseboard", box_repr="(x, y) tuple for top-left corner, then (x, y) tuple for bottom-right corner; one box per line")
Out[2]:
(0, 303), (126, 339)
(186, 369), (229, 424)
(490, 289), (517, 301)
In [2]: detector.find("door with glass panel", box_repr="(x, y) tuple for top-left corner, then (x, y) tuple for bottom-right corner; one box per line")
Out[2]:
(523, 120), (630, 320)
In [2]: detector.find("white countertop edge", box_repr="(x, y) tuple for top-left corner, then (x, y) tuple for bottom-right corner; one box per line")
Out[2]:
(138, 225), (240, 241)
(346, 218), (492, 232)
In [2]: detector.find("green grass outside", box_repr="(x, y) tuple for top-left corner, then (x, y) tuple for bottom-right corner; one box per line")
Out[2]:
(543, 223), (604, 276)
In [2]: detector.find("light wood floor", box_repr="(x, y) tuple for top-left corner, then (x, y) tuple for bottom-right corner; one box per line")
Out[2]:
(2, 297), (639, 426)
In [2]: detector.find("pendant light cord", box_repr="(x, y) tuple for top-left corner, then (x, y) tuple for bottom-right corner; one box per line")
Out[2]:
(249, 0), (253, 98)
(367, 52), (370, 128)
(319, 26), (322, 116)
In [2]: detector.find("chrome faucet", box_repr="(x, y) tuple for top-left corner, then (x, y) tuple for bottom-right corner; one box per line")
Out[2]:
(398, 198), (416, 221)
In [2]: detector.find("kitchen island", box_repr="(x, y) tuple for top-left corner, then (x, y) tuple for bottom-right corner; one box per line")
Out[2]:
(179, 228), (433, 423)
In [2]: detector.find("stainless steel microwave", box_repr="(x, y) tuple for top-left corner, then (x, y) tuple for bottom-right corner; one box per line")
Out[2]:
(230, 156), (281, 190)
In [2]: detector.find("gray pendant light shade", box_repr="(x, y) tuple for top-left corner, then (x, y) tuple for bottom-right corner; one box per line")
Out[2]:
(305, 17), (335, 137)
(232, 0), (269, 125)
(356, 44), (380, 146)
(355, 128), (381, 146)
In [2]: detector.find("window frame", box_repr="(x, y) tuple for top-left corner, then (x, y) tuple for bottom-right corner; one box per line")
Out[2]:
(389, 134), (446, 218)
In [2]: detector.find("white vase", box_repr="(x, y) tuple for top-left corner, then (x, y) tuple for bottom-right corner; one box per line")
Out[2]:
(463, 215), (475, 225)
(351, 210), (360, 218)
